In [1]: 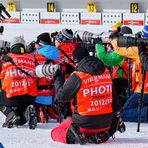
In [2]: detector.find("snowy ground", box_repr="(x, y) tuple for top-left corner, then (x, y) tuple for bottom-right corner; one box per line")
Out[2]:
(0, 112), (148, 148)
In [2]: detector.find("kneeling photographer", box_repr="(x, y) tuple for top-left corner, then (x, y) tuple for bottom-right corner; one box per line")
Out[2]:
(111, 25), (148, 124)
(0, 36), (38, 129)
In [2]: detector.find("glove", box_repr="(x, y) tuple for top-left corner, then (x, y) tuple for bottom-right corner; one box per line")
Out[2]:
(59, 61), (75, 74)
(137, 42), (146, 55)
(93, 37), (102, 44)
(109, 32), (121, 39)
(49, 64), (61, 75)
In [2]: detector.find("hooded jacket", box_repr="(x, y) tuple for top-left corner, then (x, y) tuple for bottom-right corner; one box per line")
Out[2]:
(96, 43), (124, 67)
(55, 56), (113, 129)
(35, 45), (60, 105)
(36, 45), (60, 60)
(95, 43), (129, 79)
(111, 39), (148, 94)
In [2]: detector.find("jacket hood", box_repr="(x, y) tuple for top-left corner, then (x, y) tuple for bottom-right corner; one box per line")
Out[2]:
(76, 56), (105, 75)
(36, 45), (60, 60)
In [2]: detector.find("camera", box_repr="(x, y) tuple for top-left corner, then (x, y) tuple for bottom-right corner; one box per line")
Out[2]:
(50, 31), (58, 45)
(0, 40), (10, 55)
(35, 64), (61, 78)
(74, 31), (112, 54)
(74, 31), (112, 44)
(26, 41), (36, 53)
(117, 36), (148, 47)
(35, 61), (74, 78)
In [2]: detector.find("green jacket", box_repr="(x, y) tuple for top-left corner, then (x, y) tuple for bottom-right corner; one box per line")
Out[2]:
(95, 43), (124, 67)
(95, 43), (125, 78)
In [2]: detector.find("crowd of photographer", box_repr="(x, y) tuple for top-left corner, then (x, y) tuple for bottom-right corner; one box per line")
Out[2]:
(0, 23), (148, 144)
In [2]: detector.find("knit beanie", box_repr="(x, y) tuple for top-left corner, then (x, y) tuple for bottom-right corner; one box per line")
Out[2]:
(141, 25), (148, 38)
(72, 47), (89, 63)
(120, 26), (133, 35)
(36, 32), (51, 45)
(56, 29), (73, 43)
(10, 36), (25, 49)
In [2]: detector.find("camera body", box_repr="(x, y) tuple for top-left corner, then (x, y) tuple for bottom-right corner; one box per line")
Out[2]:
(26, 41), (36, 53)
(0, 40), (10, 55)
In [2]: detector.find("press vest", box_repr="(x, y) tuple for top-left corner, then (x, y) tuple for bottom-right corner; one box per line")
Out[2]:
(1, 53), (37, 98)
(112, 58), (128, 79)
(34, 52), (54, 96)
(74, 68), (113, 116)
(58, 42), (80, 67)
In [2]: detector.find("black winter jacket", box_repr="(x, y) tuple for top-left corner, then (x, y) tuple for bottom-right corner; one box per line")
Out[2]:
(139, 51), (148, 71)
(55, 56), (116, 129)
(55, 56), (105, 102)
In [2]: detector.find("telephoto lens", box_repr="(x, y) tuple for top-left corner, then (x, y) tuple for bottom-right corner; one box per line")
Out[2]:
(117, 36), (148, 47)
(35, 64), (61, 78)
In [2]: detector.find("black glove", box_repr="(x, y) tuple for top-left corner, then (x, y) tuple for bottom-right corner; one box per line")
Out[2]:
(65, 63), (75, 74)
(109, 32), (122, 40)
(93, 37), (102, 44)
(137, 42), (146, 55)
(53, 68), (64, 79)
(59, 61), (75, 75)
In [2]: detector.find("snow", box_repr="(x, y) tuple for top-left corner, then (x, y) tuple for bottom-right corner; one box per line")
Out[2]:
(0, 112), (148, 148)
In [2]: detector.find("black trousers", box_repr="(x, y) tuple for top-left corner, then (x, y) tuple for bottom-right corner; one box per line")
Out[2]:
(0, 90), (36, 117)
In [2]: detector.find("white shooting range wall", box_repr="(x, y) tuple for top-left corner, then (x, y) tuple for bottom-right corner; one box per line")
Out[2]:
(0, 24), (143, 43)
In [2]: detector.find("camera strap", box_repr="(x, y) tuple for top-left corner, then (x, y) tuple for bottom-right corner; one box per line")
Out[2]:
(45, 59), (55, 64)
(2, 54), (34, 79)
(58, 47), (75, 65)
(44, 59), (56, 105)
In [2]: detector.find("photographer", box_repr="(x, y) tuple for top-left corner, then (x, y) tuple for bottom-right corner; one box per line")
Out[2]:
(54, 29), (81, 118)
(96, 26), (131, 107)
(0, 36), (38, 129)
(55, 28), (80, 67)
(138, 25), (148, 71)
(111, 25), (148, 123)
(33, 32), (60, 122)
(51, 47), (123, 144)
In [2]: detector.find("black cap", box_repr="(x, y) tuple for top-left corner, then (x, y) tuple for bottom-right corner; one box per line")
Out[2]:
(72, 47), (89, 63)
(120, 26), (133, 35)
(36, 32), (51, 45)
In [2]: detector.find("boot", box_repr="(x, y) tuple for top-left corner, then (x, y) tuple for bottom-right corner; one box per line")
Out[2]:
(67, 124), (87, 145)
(108, 112), (126, 137)
(88, 131), (110, 144)
(2, 111), (20, 128)
(118, 116), (126, 133)
(24, 105), (37, 129)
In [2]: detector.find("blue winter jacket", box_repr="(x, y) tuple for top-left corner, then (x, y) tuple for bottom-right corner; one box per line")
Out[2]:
(35, 45), (60, 105)
(36, 45), (60, 60)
